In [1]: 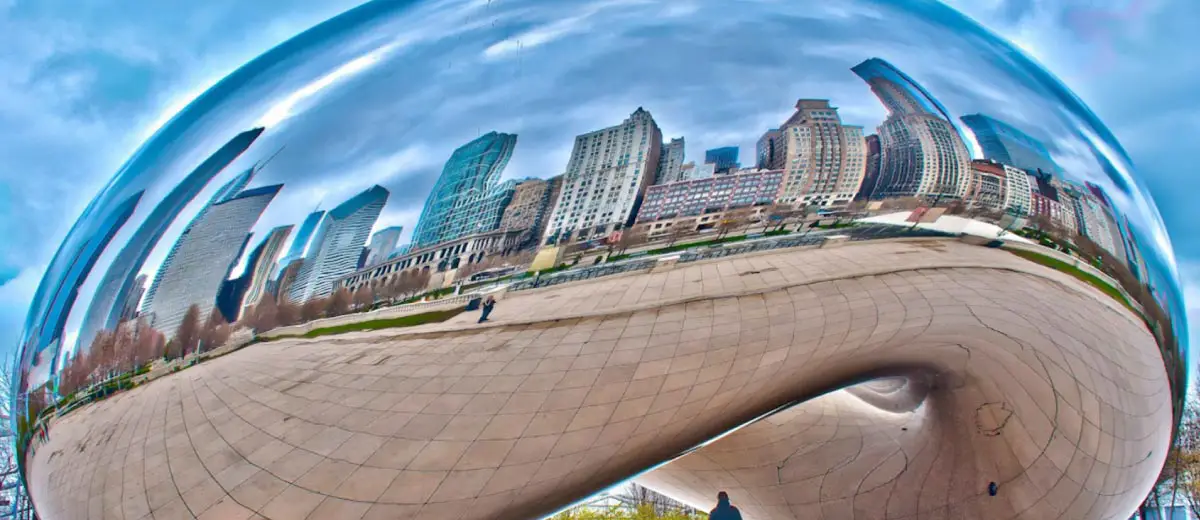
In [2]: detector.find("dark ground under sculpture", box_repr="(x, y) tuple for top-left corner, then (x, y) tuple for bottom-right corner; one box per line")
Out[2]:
(26, 239), (1171, 519)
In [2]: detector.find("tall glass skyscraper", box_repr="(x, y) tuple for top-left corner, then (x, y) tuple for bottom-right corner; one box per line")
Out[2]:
(141, 167), (255, 313)
(288, 185), (389, 302)
(365, 226), (403, 267)
(239, 225), (293, 316)
(411, 132), (518, 249)
(22, 190), (141, 373)
(704, 146), (740, 174)
(143, 183), (282, 337)
(73, 127), (264, 357)
(279, 210), (325, 268)
(960, 113), (1062, 176)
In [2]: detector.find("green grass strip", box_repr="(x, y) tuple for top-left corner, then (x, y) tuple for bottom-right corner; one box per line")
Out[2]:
(298, 307), (466, 338)
(1006, 249), (1137, 313)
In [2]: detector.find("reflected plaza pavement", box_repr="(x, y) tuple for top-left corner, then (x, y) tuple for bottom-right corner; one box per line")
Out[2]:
(26, 239), (1170, 519)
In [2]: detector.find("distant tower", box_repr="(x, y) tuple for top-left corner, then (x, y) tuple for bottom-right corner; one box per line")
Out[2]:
(278, 210), (325, 270)
(656, 137), (686, 184)
(141, 167), (256, 313)
(853, 58), (970, 199)
(411, 132), (518, 249)
(143, 182), (282, 337)
(365, 226), (404, 267)
(775, 100), (867, 208)
(543, 107), (662, 245)
(288, 185), (389, 302)
(961, 114), (1062, 176)
(25, 190), (141, 362)
(239, 225), (293, 316)
(756, 129), (783, 170)
(704, 146), (740, 174)
(74, 127), (264, 355)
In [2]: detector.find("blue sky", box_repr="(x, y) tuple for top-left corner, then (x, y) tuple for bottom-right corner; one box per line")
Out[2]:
(0, 0), (1195, 369)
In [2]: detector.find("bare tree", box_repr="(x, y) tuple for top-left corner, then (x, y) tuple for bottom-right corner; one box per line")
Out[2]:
(249, 292), (279, 332)
(717, 208), (754, 239)
(327, 288), (353, 317)
(664, 223), (690, 247)
(175, 304), (203, 358)
(132, 319), (163, 367)
(300, 297), (327, 322)
(89, 329), (117, 379)
(277, 300), (301, 326)
(353, 285), (375, 311)
(113, 322), (138, 375)
(199, 310), (231, 353)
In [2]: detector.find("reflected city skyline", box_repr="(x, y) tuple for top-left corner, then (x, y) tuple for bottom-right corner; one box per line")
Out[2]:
(7, 1), (1190, 518)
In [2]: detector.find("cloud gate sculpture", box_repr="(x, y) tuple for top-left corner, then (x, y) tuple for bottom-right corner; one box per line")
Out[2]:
(11, 0), (1188, 519)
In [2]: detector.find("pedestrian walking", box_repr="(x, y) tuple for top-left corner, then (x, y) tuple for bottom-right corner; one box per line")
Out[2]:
(478, 295), (496, 323)
(709, 491), (743, 520)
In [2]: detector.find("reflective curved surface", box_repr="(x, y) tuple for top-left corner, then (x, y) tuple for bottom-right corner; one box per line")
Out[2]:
(12, 0), (1188, 519)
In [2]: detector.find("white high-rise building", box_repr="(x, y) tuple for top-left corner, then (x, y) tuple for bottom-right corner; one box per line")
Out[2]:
(655, 137), (686, 184)
(240, 225), (292, 316)
(544, 107), (662, 244)
(1001, 164), (1034, 216)
(776, 100), (866, 208)
(144, 184), (282, 336)
(874, 114), (972, 199)
(853, 58), (971, 200)
(365, 226), (403, 267)
(1071, 193), (1119, 256)
(288, 185), (389, 302)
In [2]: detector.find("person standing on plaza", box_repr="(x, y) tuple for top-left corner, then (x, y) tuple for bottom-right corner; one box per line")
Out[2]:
(478, 295), (496, 323)
(709, 491), (743, 520)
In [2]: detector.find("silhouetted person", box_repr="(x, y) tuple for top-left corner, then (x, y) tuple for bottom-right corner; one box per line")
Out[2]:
(710, 491), (743, 520)
(478, 295), (496, 323)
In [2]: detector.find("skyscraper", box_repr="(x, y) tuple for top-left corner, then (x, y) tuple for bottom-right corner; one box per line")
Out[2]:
(853, 59), (971, 199)
(500, 178), (561, 247)
(24, 190), (141, 363)
(365, 226), (403, 267)
(961, 114), (1061, 176)
(143, 183), (282, 337)
(75, 127), (265, 354)
(775, 100), (867, 208)
(704, 146), (740, 174)
(544, 107), (662, 244)
(141, 167), (256, 312)
(118, 274), (148, 323)
(239, 225), (293, 316)
(855, 134), (882, 201)
(288, 185), (389, 302)
(656, 137), (686, 184)
(278, 210), (325, 269)
(851, 58), (955, 124)
(411, 132), (517, 249)
(756, 129), (783, 170)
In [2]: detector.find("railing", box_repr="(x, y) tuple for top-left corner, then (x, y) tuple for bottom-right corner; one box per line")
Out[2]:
(508, 258), (660, 291)
(677, 233), (825, 262)
(510, 225), (958, 293)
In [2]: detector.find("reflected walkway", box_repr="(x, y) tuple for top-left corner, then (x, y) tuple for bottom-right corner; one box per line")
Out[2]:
(27, 239), (1170, 519)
